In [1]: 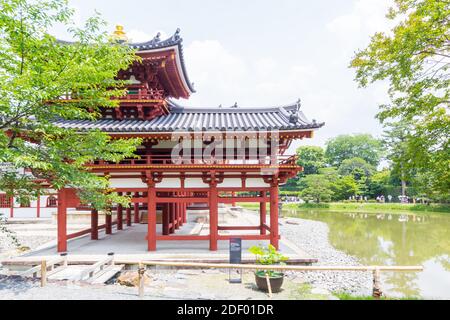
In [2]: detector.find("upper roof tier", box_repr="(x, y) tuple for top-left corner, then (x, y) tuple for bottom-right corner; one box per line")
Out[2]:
(125, 28), (195, 99)
(59, 26), (195, 99)
(54, 100), (325, 134)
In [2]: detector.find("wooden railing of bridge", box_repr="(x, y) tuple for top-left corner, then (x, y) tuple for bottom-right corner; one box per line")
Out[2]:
(23, 257), (423, 300)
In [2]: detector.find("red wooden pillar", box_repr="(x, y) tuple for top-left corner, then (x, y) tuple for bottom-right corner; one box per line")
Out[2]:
(91, 209), (98, 240)
(260, 191), (267, 235)
(57, 189), (67, 253)
(175, 192), (181, 227)
(126, 206), (132, 227)
(9, 197), (14, 219)
(169, 203), (175, 234)
(105, 212), (112, 235)
(183, 192), (187, 223)
(178, 203), (183, 227)
(209, 183), (218, 251)
(270, 184), (279, 250)
(232, 191), (236, 207)
(36, 194), (41, 219)
(175, 199), (180, 230)
(117, 205), (123, 231)
(147, 183), (157, 251)
(134, 192), (140, 224)
(162, 204), (170, 235)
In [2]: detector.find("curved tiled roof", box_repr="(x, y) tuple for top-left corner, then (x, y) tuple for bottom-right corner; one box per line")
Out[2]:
(128, 29), (195, 94)
(54, 101), (324, 133)
(58, 29), (195, 94)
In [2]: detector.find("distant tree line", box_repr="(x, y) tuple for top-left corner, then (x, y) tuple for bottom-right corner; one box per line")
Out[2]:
(282, 133), (448, 204)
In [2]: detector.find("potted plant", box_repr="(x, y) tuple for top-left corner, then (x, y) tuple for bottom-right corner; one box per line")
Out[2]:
(248, 244), (289, 293)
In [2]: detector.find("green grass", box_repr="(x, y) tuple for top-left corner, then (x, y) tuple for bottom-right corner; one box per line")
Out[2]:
(334, 293), (421, 300)
(237, 202), (450, 214)
(293, 202), (450, 214)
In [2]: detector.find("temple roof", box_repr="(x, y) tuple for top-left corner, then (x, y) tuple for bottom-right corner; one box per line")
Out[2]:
(127, 28), (195, 96)
(59, 27), (195, 98)
(54, 101), (324, 133)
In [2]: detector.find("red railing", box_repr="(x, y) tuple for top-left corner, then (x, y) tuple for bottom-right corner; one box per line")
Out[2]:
(113, 89), (165, 101)
(88, 155), (299, 167)
(58, 86), (165, 103)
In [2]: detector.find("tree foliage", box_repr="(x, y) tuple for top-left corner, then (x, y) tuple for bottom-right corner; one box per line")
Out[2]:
(350, 0), (450, 200)
(325, 134), (382, 167)
(296, 146), (325, 175)
(300, 174), (334, 203)
(338, 157), (375, 181)
(0, 0), (141, 210)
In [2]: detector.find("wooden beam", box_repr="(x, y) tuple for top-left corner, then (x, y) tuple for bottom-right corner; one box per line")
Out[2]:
(156, 235), (210, 241)
(270, 184), (279, 250)
(147, 184), (157, 251)
(91, 209), (98, 240)
(217, 226), (261, 231)
(260, 192), (267, 235)
(57, 189), (67, 253)
(117, 204), (123, 230)
(209, 183), (218, 251)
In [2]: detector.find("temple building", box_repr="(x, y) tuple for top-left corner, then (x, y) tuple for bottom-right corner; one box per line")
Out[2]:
(2, 26), (324, 253)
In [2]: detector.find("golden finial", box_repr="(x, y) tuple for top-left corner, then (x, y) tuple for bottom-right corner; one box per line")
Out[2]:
(112, 25), (128, 42)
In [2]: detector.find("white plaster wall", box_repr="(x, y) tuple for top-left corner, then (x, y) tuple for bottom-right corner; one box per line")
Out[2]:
(109, 178), (147, 189)
(219, 178), (242, 188)
(158, 178), (181, 188)
(2, 207), (55, 218)
(184, 178), (209, 188)
(246, 178), (270, 188)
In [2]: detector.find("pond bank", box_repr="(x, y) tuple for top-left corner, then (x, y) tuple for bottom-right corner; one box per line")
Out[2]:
(279, 217), (372, 296)
(238, 202), (450, 214)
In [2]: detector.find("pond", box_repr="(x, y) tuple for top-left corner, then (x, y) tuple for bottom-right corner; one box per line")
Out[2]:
(283, 209), (450, 299)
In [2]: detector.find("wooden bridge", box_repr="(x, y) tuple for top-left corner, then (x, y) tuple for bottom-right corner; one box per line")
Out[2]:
(2, 255), (423, 299)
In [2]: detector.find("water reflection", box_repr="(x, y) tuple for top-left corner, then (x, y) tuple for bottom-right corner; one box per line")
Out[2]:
(285, 209), (450, 299)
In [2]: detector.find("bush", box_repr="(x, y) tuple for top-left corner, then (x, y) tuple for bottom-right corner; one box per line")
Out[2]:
(296, 203), (330, 209)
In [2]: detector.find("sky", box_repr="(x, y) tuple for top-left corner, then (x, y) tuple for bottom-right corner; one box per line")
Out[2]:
(54, 0), (395, 151)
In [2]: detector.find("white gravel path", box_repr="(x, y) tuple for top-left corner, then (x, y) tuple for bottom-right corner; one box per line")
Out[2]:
(280, 217), (373, 296)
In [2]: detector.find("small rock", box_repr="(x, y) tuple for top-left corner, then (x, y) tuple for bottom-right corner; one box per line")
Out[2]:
(117, 271), (151, 287)
(286, 220), (300, 225)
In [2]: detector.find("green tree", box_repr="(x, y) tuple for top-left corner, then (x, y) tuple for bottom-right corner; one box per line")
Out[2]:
(350, 0), (450, 200)
(0, 0), (141, 210)
(367, 170), (392, 198)
(300, 174), (334, 203)
(382, 121), (413, 197)
(296, 146), (325, 175)
(338, 157), (375, 181)
(325, 134), (382, 167)
(333, 175), (361, 200)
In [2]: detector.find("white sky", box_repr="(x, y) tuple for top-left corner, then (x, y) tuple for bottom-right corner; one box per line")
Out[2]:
(54, 0), (395, 151)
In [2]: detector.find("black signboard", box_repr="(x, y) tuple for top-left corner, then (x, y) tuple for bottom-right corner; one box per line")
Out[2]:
(229, 238), (242, 264)
(229, 238), (242, 283)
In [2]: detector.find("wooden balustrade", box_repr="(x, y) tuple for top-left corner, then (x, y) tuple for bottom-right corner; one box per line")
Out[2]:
(88, 155), (299, 168)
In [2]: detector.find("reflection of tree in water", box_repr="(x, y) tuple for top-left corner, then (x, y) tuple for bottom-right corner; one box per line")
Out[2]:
(292, 210), (450, 297)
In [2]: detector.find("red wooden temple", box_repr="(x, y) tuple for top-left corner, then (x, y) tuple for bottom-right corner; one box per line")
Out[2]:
(52, 26), (324, 253)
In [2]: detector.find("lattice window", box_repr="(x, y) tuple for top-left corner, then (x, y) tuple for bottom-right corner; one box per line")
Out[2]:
(47, 196), (57, 208)
(0, 194), (12, 208)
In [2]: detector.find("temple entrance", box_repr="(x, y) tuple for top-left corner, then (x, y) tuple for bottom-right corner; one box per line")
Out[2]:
(55, 182), (281, 253)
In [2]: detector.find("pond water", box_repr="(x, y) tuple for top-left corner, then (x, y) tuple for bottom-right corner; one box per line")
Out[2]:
(283, 209), (450, 299)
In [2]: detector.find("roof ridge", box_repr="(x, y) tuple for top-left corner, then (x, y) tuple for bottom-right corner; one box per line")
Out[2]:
(168, 101), (300, 114)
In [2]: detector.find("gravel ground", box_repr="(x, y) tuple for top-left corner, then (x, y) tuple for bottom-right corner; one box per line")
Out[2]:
(0, 214), (373, 299)
(0, 270), (335, 300)
(0, 275), (165, 300)
(280, 217), (373, 296)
